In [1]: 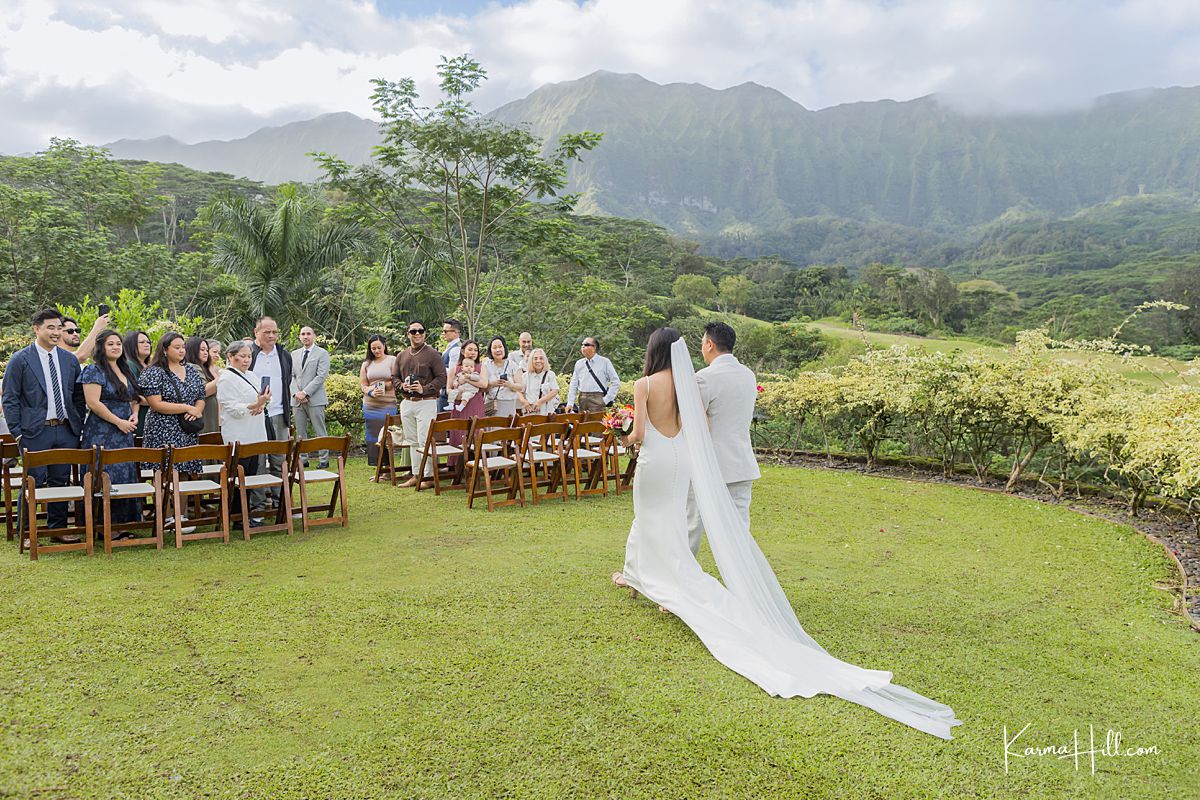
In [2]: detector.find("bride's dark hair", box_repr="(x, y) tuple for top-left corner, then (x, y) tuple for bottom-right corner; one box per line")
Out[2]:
(643, 327), (681, 376)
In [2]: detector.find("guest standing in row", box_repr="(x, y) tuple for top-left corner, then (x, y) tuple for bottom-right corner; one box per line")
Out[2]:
(482, 335), (521, 417)
(291, 326), (331, 469)
(447, 339), (485, 454)
(360, 334), (397, 472)
(217, 341), (270, 517)
(565, 336), (620, 412)
(393, 321), (446, 488)
(437, 319), (463, 413)
(80, 330), (142, 531)
(508, 331), (534, 375)
(1, 309), (86, 542)
(249, 317), (291, 506)
(185, 336), (221, 434)
(123, 330), (152, 437)
(139, 333), (206, 476)
(518, 349), (559, 415)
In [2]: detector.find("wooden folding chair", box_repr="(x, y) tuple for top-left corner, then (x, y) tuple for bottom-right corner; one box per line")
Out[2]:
(291, 435), (349, 533)
(415, 417), (471, 494)
(464, 414), (514, 460)
(515, 413), (551, 426)
(95, 447), (165, 554)
(21, 448), (94, 560)
(567, 420), (609, 499)
(169, 444), (231, 547)
(373, 413), (409, 486)
(465, 427), (525, 511)
(2, 439), (23, 540)
(231, 440), (294, 540)
(521, 422), (568, 504)
(600, 430), (632, 496)
(556, 412), (582, 425)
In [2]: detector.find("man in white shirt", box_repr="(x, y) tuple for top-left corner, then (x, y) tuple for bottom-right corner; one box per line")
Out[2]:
(686, 321), (761, 556)
(437, 319), (463, 413)
(507, 331), (533, 375)
(291, 325), (331, 468)
(249, 317), (292, 505)
(565, 336), (620, 413)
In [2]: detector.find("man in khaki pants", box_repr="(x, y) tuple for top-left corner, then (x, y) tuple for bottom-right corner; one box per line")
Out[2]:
(392, 321), (446, 488)
(565, 336), (620, 413)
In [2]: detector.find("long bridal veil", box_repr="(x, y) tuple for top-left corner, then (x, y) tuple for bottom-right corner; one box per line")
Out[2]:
(668, 338), (962, 740)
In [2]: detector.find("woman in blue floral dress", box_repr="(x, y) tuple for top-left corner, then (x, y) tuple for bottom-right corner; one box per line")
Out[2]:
(79, 330), (143, 527)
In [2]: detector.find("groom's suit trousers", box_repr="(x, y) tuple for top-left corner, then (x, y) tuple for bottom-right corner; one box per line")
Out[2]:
(687, 480), (754, 556)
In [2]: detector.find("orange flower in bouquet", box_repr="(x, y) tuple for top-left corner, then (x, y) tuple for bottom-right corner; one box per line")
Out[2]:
(602, 404), (635, 437)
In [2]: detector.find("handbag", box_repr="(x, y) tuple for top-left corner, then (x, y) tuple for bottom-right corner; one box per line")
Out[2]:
(166, 366), (205, 434)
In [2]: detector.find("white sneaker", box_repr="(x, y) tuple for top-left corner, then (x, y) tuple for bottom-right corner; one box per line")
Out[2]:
(165, 516), (197, 535)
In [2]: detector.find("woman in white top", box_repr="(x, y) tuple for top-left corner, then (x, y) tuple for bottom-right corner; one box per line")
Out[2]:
(517, 348), (559, 415)
(482, 335), (522, 417)
(216, 341), (271, 482)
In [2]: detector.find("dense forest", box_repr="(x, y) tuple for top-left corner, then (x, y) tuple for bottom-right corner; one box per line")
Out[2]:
(2, 138), (1198, 377)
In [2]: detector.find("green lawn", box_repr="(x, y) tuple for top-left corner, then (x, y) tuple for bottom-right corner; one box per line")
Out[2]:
(1, 462), (1197, 799)
(808, 319), (1193, 386)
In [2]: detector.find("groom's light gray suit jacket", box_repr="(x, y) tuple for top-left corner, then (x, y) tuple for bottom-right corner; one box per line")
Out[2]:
(695, 353), (760, 484)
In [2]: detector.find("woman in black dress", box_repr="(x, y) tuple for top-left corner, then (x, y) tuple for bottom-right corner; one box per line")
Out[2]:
(140, 332), (207, 475)
(80, 330), (143, 529)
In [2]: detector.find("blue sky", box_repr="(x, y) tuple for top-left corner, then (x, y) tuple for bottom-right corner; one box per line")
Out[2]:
(3, 0), (1200, 154)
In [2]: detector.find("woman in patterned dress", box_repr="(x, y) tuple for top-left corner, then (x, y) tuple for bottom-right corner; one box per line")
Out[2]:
(79, 330), (143, 530)
(139, 332), (207, 475)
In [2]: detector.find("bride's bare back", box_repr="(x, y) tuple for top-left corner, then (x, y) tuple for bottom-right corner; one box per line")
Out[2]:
(630, 369), (680, 442)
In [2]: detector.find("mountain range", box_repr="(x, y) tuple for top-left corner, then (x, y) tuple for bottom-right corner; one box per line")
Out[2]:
(105, 71), (1200, 237)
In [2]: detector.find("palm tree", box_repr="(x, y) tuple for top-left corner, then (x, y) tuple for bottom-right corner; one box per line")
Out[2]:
(200, 184), (365, 336)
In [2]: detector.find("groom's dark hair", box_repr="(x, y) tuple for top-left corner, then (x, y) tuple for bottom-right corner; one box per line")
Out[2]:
(703, 321), (736, 354)
(643, 327), (681, 376)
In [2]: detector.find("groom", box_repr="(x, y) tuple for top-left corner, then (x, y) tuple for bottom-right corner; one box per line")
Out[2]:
(687, 321), (761, 555)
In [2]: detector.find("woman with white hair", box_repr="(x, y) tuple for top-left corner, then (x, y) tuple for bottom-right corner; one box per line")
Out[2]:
(517, 348), (559, 415)
(216, 341), (271, 514)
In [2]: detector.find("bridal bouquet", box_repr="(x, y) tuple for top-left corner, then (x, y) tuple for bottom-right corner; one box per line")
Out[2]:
(602, 404), (635, 437)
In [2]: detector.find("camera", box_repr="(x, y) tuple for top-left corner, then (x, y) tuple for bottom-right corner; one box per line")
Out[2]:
(97, 303), (110, 316)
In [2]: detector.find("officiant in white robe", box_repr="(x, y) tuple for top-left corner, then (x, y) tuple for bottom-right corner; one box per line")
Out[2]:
(687, 322), (761, 556)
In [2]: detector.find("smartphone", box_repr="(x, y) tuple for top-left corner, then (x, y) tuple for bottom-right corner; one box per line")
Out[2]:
(97, 303), (110, 316)
(261, 376), (271, 394)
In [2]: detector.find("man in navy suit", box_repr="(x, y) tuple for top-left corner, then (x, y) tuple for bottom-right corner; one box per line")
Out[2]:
(1, 308), (85, 539)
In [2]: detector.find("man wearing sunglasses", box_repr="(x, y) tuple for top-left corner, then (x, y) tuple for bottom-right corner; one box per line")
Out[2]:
(392, 321), (447, 488)
(58, 312), (109, 362)
(565, 336), (620, 413)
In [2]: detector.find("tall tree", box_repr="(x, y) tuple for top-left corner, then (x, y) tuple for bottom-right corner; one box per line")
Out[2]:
(313, 55), (602, 339)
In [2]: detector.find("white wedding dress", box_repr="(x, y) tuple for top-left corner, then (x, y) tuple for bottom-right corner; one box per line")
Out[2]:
(620, 339), (962, 740)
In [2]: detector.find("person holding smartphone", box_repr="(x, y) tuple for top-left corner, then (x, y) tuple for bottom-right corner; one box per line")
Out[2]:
(217, 341), (271, 521)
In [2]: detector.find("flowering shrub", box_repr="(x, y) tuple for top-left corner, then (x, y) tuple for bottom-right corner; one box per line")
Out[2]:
(757, 333), (1200, 520)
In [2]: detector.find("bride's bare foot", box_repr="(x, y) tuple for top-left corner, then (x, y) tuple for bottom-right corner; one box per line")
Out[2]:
(611, 571), (629, 588)
(659, 605), (670, 615)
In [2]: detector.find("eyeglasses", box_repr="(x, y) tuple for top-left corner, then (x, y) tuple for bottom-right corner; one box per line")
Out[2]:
(63, 328), (79, 335)
(582, 342), (596, 347)
(408, 328), (426, 335)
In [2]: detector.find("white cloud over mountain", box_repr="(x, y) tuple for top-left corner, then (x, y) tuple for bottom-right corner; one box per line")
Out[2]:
(3, 0), (1200, 153)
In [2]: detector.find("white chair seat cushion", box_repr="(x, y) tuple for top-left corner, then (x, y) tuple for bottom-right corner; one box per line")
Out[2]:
(432, 444), (462, 456)
(585, 435), (606, 444)
(34, 486), (85, 501)
(8, 477), (22, 489)
(480, 443), (502, 453)
(140, 469), (155, 480)
(201, 464), (224, 475)
(107, 482), (156, 498)
(575, 449), (602, 459)
(614, 445), (627, 455)
(176, 479), (222, 493)
(529, 451), (560, 463)
(299, 469), (339, 483)
(484, 456), (517, 469)
(237, 474), (281, 488)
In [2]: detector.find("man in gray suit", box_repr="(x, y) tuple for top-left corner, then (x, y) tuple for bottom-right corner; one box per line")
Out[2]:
(291, 326), (331, 468)
(686, 321), (761, 556)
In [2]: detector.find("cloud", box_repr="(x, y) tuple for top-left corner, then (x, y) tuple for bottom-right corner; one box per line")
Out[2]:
(2, 0), (1200, 153)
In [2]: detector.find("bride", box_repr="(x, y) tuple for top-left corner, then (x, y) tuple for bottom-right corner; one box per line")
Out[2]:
(614, 327), (962, 740)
